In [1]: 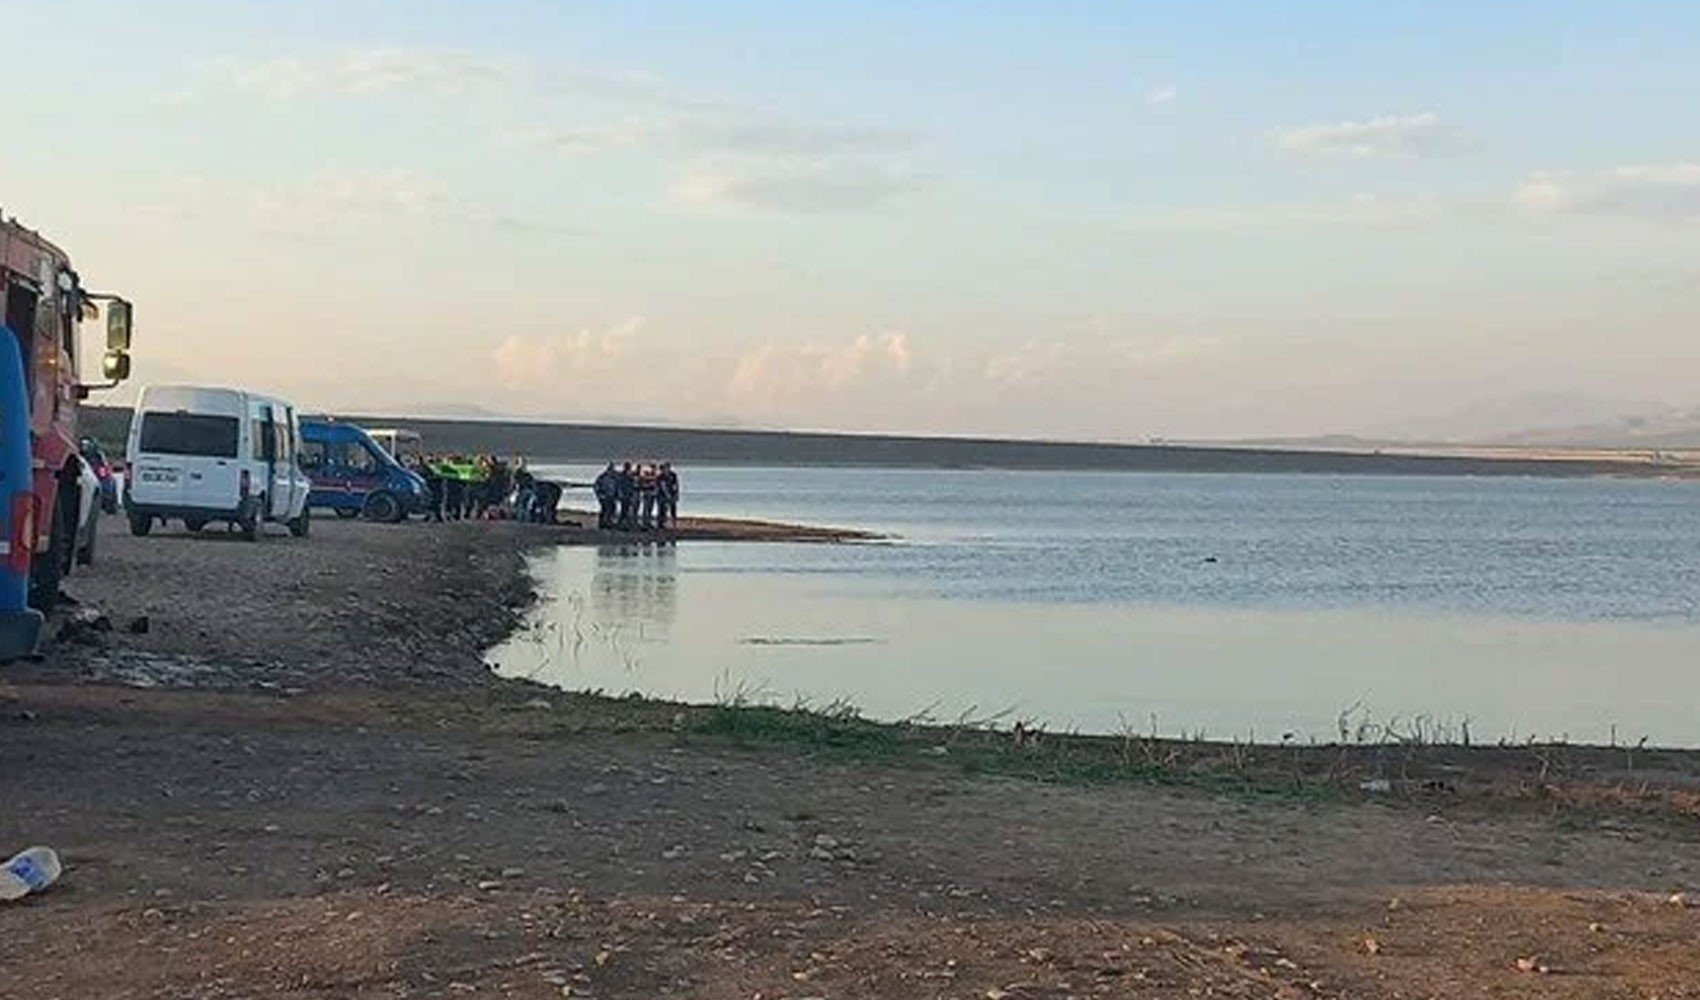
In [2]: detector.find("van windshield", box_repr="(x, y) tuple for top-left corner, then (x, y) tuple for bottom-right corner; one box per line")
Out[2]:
(139, 413), (240, 458)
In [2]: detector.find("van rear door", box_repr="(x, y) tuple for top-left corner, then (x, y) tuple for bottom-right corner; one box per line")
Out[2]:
(260, 403), (301, 520)
(134, 410), (241, 509)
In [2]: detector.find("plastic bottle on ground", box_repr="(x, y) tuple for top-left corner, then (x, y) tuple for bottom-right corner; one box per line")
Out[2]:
(0, 846), (61, 901)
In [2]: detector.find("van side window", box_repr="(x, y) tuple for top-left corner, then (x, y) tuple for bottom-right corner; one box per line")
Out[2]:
(339, 441), (378, 473)
(251, 420), (267, 460)
(300, 440), (327, 471)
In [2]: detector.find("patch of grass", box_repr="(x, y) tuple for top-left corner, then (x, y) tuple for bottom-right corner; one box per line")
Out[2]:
(692, 701), (906, 756)
(679, 697), (1336, 801)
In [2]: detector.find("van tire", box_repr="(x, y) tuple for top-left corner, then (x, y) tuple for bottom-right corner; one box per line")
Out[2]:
(288, 505), (310, 538)
(76, 517), (97, 567)
(363, 491), (402, 524)
(29, 489), (74, 613)
(128, 512), (153, 537)
(238, 499), (260, 542)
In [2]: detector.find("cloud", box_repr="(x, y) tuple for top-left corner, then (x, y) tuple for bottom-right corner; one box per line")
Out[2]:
(219, 49), (518, 99)
(1147, 85), (1178, 106)
(503, 115), (918, 160)
(728, 332), (915, 403)
(1273, 112), (1473, 160)
(1512, 163), (1700, 222)
(492, 317), (646, 389)
(217, 49), (705, 110)
(213, 47), (928, 214)
(671, 159), (923, 213)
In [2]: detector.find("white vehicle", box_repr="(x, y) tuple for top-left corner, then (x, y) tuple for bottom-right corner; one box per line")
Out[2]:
(124, 386), (312, 541)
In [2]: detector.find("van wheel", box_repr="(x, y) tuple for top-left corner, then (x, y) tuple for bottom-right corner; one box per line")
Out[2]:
(238, 499), (260, 542)
(128, 512), (153, 537)
(288, 505), (310, 538)
(29, 491), (74, 613)
(76, 517), (97, 567)
(363, 491), (402, 524)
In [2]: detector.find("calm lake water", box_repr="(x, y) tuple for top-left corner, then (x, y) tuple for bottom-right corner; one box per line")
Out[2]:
(491, 467), (1700, 746)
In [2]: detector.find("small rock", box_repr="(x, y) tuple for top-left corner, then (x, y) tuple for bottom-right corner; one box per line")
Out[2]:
(476, 880), (501, 891)
(813, 834), (840, 850)
(522, 698), (553, 711)
(335, 867), (356, 880)
(583, 783), (609, 796)
(500, 867), (525, 878)
(1359, 779), (1392, 794)
(1362, 936), (1381, 956)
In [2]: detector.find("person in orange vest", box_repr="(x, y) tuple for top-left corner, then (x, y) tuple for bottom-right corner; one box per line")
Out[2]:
(636, 463), (660, 530)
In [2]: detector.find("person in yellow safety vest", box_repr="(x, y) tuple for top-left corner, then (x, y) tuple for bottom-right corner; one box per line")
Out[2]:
(430, 455), (477, 520)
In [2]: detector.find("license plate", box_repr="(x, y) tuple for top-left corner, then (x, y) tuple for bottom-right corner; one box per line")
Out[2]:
(139, 468), (180, 484)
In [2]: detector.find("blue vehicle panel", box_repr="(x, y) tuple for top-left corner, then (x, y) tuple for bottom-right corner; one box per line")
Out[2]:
(298, 420), (427, 521)
(0, 326), (42, 660)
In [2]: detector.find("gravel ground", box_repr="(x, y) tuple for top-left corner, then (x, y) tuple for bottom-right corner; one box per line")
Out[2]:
(0, 516), (1695, 998)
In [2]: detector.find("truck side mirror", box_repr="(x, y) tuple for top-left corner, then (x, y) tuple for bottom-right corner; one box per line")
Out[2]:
(106, 300), (133, 351)
(102, 350), (131, 382)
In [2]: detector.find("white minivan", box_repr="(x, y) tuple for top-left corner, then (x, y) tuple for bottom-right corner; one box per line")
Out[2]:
(124, 386), (313, 541)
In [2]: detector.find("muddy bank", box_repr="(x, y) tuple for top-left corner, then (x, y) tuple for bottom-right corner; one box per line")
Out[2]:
(25, 518), (546, 692)
(25, 513), (865, 694)
(2, 683), (1699, 998)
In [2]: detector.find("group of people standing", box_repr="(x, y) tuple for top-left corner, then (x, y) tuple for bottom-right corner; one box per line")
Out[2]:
(413, 454), (556, 523)
(593, 462), (681, 531)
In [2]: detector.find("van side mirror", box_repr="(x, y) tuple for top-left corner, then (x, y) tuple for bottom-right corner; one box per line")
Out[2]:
(102, 350), (132, 382)
(106, 300), (133, 351)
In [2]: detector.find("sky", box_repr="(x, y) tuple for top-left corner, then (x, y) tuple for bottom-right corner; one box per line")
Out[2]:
(5, 0), (1700, 441)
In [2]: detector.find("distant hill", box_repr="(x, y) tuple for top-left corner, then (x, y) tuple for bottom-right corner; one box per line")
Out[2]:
(80, 406), (1668, 478)
(1492, 409), (1700, 450)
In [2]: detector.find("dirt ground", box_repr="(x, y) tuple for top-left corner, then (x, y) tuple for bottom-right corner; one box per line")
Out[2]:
(0, 516), (1697, 998)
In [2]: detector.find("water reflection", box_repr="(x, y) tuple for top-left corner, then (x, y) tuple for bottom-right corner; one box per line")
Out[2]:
(504, 543), (678, 688)
(592, 543), (678, 634)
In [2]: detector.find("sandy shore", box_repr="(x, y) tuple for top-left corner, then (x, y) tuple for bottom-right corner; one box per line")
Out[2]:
(1, 516), (1697, 997)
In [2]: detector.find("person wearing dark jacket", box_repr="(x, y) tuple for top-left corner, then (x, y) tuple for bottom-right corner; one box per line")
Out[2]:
(615, 463), (637, 530)
(593, 463), (618, 529)
(657, 463), (679, 530)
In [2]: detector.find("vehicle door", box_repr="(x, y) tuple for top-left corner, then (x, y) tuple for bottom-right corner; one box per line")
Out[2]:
(136, 410), (241, 509)
(298, 435), (333, 505)
(335, 436), (386, 503)
(283, 409), (310, 516)
(260, 405), (295, 520)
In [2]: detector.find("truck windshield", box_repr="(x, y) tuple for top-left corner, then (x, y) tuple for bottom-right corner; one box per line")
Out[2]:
(139, 413), (240, 458)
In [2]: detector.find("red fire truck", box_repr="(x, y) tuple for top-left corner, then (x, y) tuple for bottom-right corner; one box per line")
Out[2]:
(0, 211), (134, 614)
